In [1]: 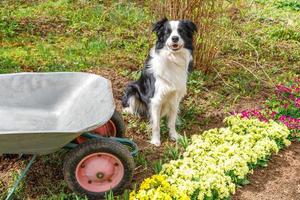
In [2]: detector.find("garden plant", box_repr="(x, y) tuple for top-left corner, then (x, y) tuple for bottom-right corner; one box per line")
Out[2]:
(0, 0), (299, 199)
(130, 115), (291, 200)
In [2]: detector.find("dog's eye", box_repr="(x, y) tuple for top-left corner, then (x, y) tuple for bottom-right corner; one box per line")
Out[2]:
(166, 29), (171, 34)
(178, 28), (183, 33)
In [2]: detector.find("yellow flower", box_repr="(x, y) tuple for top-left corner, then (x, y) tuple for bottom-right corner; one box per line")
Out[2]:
(131, 116), (290, 200)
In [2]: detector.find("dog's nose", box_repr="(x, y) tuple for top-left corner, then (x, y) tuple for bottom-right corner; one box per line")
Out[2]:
(172, 36), (179, 43)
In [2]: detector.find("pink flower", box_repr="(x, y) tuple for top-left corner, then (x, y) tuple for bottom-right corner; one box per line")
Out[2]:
(271, 111), (277, 117)
(276, 85), (291, 94)
(283, 103), (290, 109)
(278, 116), (300, 130)
(234, 79), (299, 132)
(295, 98), (300, 108)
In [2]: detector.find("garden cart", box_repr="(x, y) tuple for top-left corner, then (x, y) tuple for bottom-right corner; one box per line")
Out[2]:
(0, 72), (137, 200)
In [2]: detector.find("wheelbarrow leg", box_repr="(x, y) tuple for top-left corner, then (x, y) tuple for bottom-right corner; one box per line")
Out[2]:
(5, 155), (37, 200)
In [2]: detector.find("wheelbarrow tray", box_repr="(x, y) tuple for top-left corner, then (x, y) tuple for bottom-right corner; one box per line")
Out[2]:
(0, 72), (115, 155)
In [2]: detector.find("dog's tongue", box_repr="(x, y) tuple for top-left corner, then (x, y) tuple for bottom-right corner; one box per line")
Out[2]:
(172, 44), (179, 48)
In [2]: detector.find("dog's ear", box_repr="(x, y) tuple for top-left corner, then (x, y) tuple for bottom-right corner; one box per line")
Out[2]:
(152, 17), (168, 34)
(182, 20), (197, 34)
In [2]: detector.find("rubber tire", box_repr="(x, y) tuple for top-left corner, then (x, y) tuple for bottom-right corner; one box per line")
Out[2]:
(63, 138), (135, 200)
(110, 110), (126, 138)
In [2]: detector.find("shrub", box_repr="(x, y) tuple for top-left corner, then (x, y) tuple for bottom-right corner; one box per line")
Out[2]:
(153, 0), (224, 72)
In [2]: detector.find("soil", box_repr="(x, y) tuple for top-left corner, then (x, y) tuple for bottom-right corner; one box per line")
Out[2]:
(17, 17), (67, 37)
(233, 142), (300, 200)
(0, 68), (299, 199)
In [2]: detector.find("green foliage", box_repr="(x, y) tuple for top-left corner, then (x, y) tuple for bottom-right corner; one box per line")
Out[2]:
(188, 71), (206, 93)
(269, 27), (300, 42)
(0, 17), (19, 37)
(264, 79), (300, 136)
(41, 192), (87, 200)
(225, 170), (239, 185)
(105, 190), (114, 200)
(0, 181), (4, 197)
(152, 159), (163, 174)
(105, 189), (130, 200)
(3, 170), (26, 200)
(134, 152), (148, 169)
(177, 105), (199, 131)
(217, 0), (300, 102)
(120, 189), (130, 200)
(276, 106), (300, 118)
(164, 144), (181, 160)
(276, 0), (300, 11)
(178, 134), (190, 150)
(248, 156), (270, 169)
(191, 189), (201, 200)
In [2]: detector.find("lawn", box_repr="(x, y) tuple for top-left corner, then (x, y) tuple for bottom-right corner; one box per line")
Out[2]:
(0, 0), (299, 199)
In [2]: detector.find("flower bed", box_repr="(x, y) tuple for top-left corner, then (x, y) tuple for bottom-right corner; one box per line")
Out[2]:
(239, 79), (300, 134)
(130, 116), (291, 200)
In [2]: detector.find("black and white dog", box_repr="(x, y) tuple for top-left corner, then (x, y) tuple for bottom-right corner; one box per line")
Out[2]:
(122, 18), (197, 146)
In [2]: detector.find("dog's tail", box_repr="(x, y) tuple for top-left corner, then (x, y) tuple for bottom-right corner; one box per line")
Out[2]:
(122, 84), (148, 117)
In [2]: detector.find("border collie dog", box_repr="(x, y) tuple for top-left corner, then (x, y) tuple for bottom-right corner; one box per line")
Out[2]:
(122, 18), (197, 146)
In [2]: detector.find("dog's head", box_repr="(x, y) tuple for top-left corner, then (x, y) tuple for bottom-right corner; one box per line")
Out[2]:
(153, 17), (197, 52)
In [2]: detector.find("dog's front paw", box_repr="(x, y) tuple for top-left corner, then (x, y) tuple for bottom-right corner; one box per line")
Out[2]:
(169, 132), (181, 141)
(150, 138), (161, 147)
(122, 107), (132, 114)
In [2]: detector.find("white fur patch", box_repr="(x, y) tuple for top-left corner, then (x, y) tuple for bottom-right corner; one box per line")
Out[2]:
(148, 40), (192, 146)
(122, 96), (147, 116)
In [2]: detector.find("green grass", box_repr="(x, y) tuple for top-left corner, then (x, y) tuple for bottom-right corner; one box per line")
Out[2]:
(0, 0), (153, 73)
(276, 0), (300, 11)
(134, 152), (148, 169)
(0, 0), (299, 199)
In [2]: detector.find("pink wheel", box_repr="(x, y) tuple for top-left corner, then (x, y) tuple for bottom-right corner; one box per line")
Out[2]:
(76, 110), (125, 143)
(63, 138), (134, 199)
(94, 120), (117, 137)
(75, 153), (124, 193)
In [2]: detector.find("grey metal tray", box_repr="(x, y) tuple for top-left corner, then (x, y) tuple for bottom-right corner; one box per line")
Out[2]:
(0, 72), (115, 155)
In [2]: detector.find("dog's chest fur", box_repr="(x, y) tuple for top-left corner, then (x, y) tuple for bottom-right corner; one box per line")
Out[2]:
(149, 47), (190, 100)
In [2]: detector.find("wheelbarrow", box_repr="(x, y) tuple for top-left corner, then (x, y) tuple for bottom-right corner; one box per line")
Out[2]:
(0, 72), (137, 200)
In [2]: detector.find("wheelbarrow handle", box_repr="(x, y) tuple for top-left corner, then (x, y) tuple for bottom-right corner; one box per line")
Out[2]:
(111, 137), (139, 156)
(5, 155), (37, 200)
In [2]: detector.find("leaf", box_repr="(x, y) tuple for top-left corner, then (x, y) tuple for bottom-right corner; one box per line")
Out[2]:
(239, 179), (250, 186)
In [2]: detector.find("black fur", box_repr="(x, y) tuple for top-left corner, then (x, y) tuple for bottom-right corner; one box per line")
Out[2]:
(179, 20), (197, 72)
(188, 60), (193, 72)
(178, 20), (197, 51)
(121, 55), (155, 116)
(153, 17), (169, 51)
